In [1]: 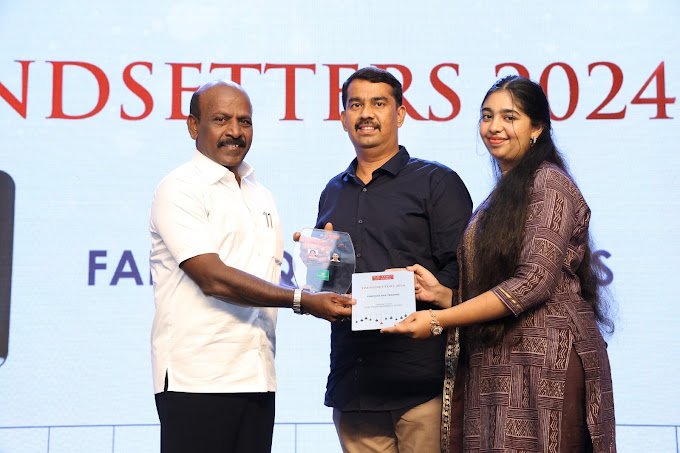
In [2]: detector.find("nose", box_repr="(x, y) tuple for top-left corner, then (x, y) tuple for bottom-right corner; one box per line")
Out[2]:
(488, 115), (503, 133)
(224, 118), (243, 138)
(359, 104), (374, 119)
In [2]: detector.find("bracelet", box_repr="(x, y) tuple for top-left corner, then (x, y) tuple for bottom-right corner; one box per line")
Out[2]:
(429, 309), (443, 336)
(292, 288), (303, 315)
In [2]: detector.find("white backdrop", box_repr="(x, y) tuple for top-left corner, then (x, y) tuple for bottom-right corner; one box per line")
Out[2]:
(1, 1), (679, 452)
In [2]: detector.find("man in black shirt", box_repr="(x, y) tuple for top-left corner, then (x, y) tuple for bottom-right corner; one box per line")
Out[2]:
(315, 67), (472, 452)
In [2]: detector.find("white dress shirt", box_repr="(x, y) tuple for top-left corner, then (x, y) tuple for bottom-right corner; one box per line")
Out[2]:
(149, 150), (283, 394)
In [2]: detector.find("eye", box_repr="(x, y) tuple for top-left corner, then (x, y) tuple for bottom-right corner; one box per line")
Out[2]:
(349, 102), (361, 109)
(375, 100), (386, 107)
(480, 113), (492, 121)
(240, 119), (252, 127)
(504, 115), (516, 121)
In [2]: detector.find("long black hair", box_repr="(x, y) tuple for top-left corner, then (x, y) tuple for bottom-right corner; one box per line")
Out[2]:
(468, 75), (613, 345)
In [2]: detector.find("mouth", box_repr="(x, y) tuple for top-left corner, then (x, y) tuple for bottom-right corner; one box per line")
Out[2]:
(218, 138), (246, 149)
(355, 122), (380, 133)
(486, 136), (507, 146)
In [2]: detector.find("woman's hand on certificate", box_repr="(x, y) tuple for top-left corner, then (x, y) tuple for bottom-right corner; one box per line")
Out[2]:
(380, 310), (433, 339)
(405, 264), (453, 308)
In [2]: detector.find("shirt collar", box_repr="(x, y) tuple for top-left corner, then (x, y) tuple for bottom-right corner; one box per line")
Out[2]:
(191, 150), (254, 185)
(343, 145), (410, 180)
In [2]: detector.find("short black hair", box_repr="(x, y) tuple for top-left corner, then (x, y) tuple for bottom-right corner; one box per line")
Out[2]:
(341, 67), (403, 109)
(189, 89), (201, 119)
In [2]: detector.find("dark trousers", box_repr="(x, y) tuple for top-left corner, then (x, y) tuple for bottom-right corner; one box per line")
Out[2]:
(559, 348), (593, 452)
(155, 390), (275, 453)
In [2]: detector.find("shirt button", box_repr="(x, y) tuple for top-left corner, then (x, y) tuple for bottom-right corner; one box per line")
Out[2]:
(362, 188), (367, 192)
(356, 253), (362, 258)
(357, 219), (363, 224)
(357, 357), (363, 363)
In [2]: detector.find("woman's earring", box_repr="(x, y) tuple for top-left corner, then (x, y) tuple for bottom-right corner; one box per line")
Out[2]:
(529, 136), (536, 146)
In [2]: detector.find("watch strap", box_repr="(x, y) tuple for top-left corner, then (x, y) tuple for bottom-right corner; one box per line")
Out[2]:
(293, 288), (303, 315)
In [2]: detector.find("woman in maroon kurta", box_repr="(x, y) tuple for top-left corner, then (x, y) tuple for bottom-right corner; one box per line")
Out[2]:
(383, 76), (616, 452)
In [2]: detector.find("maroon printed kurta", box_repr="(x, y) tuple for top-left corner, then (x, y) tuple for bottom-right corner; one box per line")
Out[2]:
(442, 163), (616, 452)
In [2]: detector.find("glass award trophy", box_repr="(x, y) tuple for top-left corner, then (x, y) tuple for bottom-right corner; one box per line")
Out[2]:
(292, 228), (355, 294)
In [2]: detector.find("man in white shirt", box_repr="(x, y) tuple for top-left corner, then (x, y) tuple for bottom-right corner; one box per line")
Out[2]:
(150, 80), (352, 453)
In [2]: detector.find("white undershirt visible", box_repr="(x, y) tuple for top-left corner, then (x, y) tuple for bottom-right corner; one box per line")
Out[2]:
(149, 150), (283, 394)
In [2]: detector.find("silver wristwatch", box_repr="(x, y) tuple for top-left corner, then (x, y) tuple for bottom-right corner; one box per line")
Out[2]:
(292, 288), (303, 315)
(429, 309), (443, 336)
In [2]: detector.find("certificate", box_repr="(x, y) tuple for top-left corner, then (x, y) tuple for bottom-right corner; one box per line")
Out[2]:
(351, 271), (415, 331)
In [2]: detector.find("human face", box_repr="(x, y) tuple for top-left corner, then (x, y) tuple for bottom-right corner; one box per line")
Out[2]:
(479, 90), (543, 172)
(187, 84), (253, 173)
(340, 79), (406, 158)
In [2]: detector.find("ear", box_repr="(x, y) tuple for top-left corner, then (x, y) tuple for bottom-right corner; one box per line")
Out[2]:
(187, 115), (199, 140)
(396, 105), (406, 128)
(340, 110), (349, 132)
(531, 124), (544, 141)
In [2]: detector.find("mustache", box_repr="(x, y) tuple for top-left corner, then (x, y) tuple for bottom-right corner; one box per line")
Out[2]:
(218, 137), (246, 148)
(355, 120), (380, 131)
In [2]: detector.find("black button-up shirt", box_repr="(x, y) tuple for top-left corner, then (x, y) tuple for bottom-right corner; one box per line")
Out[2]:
(316, 146), (472, 411)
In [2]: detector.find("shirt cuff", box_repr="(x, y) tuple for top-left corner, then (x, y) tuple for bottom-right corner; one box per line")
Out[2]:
(491, 285), (523, 316)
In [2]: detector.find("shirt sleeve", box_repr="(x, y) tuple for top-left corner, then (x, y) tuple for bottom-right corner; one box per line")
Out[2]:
(491, 168), (581, 316)
(150, 178), (216, 265)
(429, 170), (473, 289)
